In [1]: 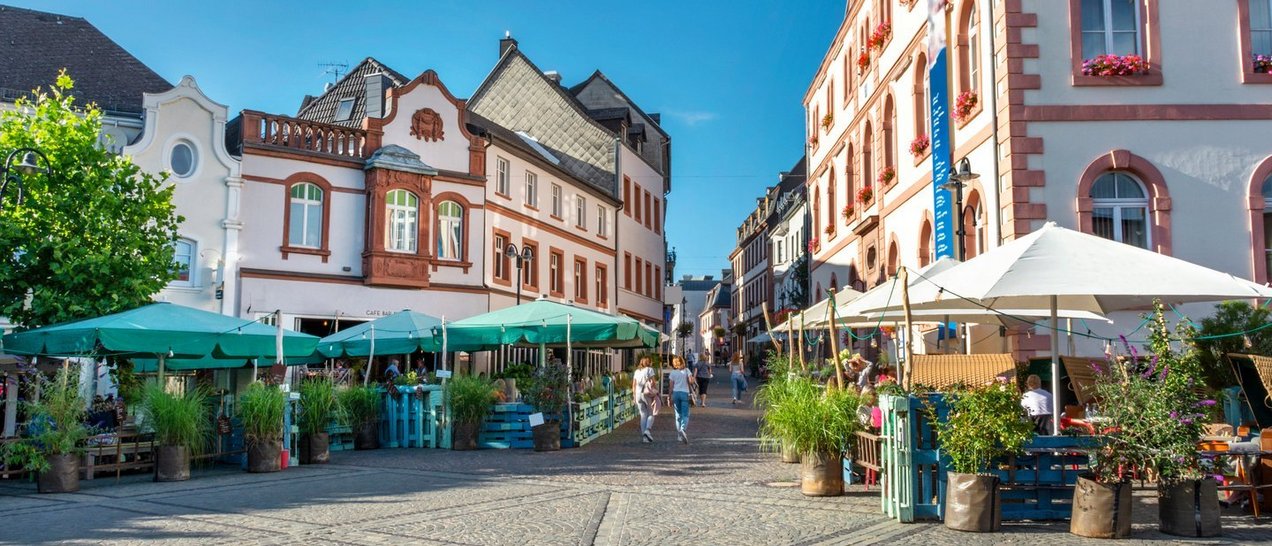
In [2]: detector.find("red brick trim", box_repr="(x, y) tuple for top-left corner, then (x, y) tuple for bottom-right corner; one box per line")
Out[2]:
(431, 191), (473, 273)
(595, 263), (609, 308)
(1067, 0), (1163, 87)
(573, 256), (589, 304)
(241, 143), (365, 170)
(1248, 156), (1272, 283)
(918, 210), (934, 267)
(279, 172), (333, 263)
(520, 237), (541, 293)
(1023, 104), (1272, 121)
(1075, 149), (1173, 255)
(549, 247), (566, 298)
(491, 228), (512, 286)
(1238, 0), (1272, 84)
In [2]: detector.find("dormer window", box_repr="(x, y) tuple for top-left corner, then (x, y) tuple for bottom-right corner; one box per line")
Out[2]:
(335, 98), (355, 122)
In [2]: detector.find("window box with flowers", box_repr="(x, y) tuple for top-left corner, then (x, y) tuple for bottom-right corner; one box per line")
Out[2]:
(868, 22), (892, 52)
(910, 134), (930, 160)
(808, 134), (819, 148)
(951, 90), (979, 126)
(857, 186), (874, 205)
(824, 224), (836, 238)
(1254, 54), (1272, 74)
(807, 236), (821, 253)
(821, 112), (834, 133)
(1081, 54), (1149, 77)
(856, 50), (870, 73)
(841, 204), (855, 222)
(877, 166), (896, 187)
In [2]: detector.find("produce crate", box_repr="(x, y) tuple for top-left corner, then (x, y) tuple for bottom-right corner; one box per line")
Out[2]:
(325, 424), (354, 452)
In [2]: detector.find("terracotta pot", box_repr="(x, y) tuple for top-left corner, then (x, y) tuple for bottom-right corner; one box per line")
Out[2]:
(1070, 474), (1132, 539)
(353, 422), (379, 450)
(800, 450), (843, 496)
(532, 420), (561, 452)
(944, 472), (1001, 532)
(155, 445), (190, 482)
(37, 453), (80, 493)
(301, 433), (330, 464)
(452, 421), (480, 451)
(780, 442), (801, 464)
(1158, 478), (1222, 537)
(246, 439), (282, 473)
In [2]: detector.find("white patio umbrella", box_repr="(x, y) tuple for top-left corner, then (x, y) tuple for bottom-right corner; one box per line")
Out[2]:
(860, 222), (1272, 432)
(773, 287), (864, 331)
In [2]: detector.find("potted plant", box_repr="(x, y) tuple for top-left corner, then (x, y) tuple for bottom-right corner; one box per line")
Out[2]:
(1255, 54), (1272, 74)
(496, 363), (533, 401)
(0, 365), (89, 493)
(522, 361), (568, 451)
(807, 236), (821, 253)
(821, 113), (834, 131)
(1081, 54), (1149, 76)
(759, 376), (863, 496)
(910, 134), (930, 157)
(339, 385), (381, 450)
(856, 186), (874, 205)
(877, 166), (896, 186)
(929, 382), (1033, 532)
(712, 326), (727, 339)
(841, 205), (855, 221)
(868, 21), (891, 51)
(238, 382), (286, 473)
(446, 374), (498, 450)
(857, 50), (870, 73)
(140, 384), (212, 482)
(824, 224), (835, 237)
(952, 91), (979, 124)
(808, 134), (819, 147)
(755, 354), (801, 463)
(298, 378), (337, 464)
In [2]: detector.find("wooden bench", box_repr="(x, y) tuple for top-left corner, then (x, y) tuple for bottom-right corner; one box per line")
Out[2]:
(82, 434), (154, 479)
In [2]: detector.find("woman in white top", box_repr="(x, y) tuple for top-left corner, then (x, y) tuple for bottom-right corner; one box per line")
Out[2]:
(728, 352), (747, 405)
(632, 357), (658, 443)
(668, 356), (697, 444)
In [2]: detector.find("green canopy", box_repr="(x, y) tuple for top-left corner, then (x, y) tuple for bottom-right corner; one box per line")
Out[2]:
(317, 310), (443, 357)
(2, 302), (319, 360)
(442, 299), (658, 351)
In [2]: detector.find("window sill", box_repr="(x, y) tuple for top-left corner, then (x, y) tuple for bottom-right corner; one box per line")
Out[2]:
(165, 285), (203, 293)
(525, 204), (539, 212)
(1241, 71), (1272, 84)
(550, 289), (565, 298)
(912, 150), (931, 166)
(550, 214), (563, 221)
(574, 297), (589, 305)
(1071, 73), (1163, 86)
(281, 245), (331, 262)
(432, 259), (472, 272)
(575, 225), (588, 233)
(494, 191), (511, 200)
(954, 100), (984, 129)
(492, 276), (512, 287)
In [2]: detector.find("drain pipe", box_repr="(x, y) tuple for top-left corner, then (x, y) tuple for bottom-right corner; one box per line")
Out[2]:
(988, 0), (1003, 247)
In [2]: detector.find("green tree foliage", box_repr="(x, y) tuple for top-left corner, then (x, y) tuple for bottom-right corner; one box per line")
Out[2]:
(0, 72), (181, 328)
(1195, 301), (1272, 388)
(930, 382), (1034, 475)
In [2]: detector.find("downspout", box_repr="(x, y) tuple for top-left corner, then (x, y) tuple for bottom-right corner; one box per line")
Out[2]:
(613, 137), (623, 369)
(988, 0), (1003, 246)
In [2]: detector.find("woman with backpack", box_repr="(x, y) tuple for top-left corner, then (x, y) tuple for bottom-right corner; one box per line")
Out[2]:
(632, 357), (658, 443)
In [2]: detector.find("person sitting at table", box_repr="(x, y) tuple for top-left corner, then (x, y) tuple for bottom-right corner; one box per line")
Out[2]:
(1020, 374), (1053, 434)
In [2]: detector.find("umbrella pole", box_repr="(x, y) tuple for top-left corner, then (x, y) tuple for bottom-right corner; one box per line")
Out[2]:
(826, 289), (843, 391)
(364, 325), (376, 387)
(761, 302), (780, 356)
(786, 317), (795, 371)
(899, 267), (914, 390)
(157, 354), (166, 385)
(797, 312), (806, 372)
(1049, 295), (1061, 435)
(566, 315), (573, 442)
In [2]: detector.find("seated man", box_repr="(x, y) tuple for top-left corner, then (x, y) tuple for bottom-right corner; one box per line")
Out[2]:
(1020, 374), (1053, 434)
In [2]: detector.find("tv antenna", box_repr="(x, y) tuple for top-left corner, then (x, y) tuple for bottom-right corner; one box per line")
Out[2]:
(318, 61), (349, 83)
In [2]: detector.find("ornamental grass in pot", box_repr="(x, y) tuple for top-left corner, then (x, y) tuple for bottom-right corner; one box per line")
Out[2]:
(239, 382), (285, 473)
(140, 384), (213, 482)
(446, 374), (498, 450)
(759, 376), (862, 496)
(929, 382), (1033, 533)
(0, 365), (89, 493)
(298, 379), (337, 464)
(523, 362), (568, 452)
(339, 386), (381, 450)
(754, 353), (801, 464)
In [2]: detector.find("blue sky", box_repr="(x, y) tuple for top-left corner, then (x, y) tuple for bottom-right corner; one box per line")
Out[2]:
(17, 0), (842, 278)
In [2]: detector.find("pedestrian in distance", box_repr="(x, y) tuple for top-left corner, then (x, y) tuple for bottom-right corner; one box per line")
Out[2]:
(693, 355), (713, 407)
(668, 356), (697, 443)
(633, 357), (659, 443)
(728, 352), (747, 405)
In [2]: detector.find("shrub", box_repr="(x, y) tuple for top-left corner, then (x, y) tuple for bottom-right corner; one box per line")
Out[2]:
(758, 376), (863, 455)
(446, 374), (498, 424)
(338, 386), (381, 429)
(0, 365), (89, 472)
(141, 384), (213, 452)
(298, 379), (338, 436)
(929, 382), (1034, 474)
(239, 382), (286, 444)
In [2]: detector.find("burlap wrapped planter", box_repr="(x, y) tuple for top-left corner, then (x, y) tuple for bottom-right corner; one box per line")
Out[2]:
(1070, 474), (1132, 539)
(1158, 478), (1221, 537)
(944, 473), (1000, 532)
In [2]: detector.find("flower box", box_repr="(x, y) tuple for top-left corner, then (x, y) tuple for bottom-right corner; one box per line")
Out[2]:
(824, 224), (836, 237)
(910, 134), (930, 157)
(857, 186), (874, 205)
(807, 237), (821, 253)
(952, 91), (978, 124)
(808, 134), (819, 147)
(857, 50), (870, 72)
(1255, 54), (1272, 74)
(868, 21), (891, 51)
(877, 166), (896, 186)
(821, 113), (834, 131)
(1080, 54), (1149, 77)
(841, 205), (855, 221)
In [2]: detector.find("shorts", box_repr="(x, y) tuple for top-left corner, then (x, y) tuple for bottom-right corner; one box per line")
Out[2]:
(695, 377), (710, 395)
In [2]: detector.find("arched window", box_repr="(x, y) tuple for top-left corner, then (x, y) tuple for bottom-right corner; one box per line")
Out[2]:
(171, 238), (195, 287)
(887, 240), (899, 276)
(960, 2), (982, 94)
(288, 182), (323, 248)
(827, 168), (837, 234)
(845, 144), (856, 216)
(436, 200), (463, 261)
(812, 194), (821, 242)
(883, 95), (896, 177)
(862, 122), (874, 190)
(964, 192), (987, 258)
(1261, 175), (1272, 276)
(385, 189), (419, 253)
(919, 219), (933, 267)
(1090, 172), (1150, 249)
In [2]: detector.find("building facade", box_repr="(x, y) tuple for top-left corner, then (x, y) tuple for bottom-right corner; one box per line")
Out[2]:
(698, 270), (733, 363)
(769, 158), (810, 320)
(667, 275), (722, 360)
(803, 0), (1272, 358)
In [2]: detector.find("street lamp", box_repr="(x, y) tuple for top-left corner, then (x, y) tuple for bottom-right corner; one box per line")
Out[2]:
(939, 157), (980, 261)
(1, 148), (51, 213)
(504, 243), (535, 305)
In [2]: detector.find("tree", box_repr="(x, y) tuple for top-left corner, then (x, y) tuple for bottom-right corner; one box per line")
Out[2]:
(0, 73), (181, 329)
(1195, 301), (1272, 389)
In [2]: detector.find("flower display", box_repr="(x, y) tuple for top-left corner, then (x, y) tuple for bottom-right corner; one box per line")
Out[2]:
(808, 134), (819, 146)
(856, 186), (874, 204)
(824, 224), (835, 236)
(868, 21), (891, 51)
(877, 166), (896, 186)
(909, 134), (930, 157)
(821, 112), (834, 131)
(1255, 54), (1272, 74)
(807, 237), (821, 253)
(1081, 54), (1149, 76)
(857, 50), (870, 72)
(952, 90), (978, 124)
(841, 204), (854, 220)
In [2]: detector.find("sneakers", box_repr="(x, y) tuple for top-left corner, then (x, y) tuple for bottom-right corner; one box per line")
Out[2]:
(678, 429), (690, 444)
(642, 435), (651, 444)
(643, 431), (653, 443)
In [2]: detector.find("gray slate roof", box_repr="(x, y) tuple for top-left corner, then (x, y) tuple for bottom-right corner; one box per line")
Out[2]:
(296, 57), (409, 127)
(0, 4), (170, 115)
(469, 49), (618, 198)
(680, 279), (721, 292)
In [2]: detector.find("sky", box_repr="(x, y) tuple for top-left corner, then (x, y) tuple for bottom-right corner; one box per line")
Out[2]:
(15, 0), (843, 278)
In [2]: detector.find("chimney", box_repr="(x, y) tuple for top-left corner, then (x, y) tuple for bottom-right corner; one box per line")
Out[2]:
(544, 70), (562, 85)
(364, 72), (390, 119)
(500, 31), (518, 57)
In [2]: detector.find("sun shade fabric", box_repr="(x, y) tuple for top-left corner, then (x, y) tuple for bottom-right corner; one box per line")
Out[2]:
(442, 299), (658, 351)
(907, 353), (1016, 391)
(1, 303), (319, 359)
(317, 310), (443, 357)
(1060, 357), (1103, 406)
(772, 288), (864, 330)
(1226, 353), (1272, 429)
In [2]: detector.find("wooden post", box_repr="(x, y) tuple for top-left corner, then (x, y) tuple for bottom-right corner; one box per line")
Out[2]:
(761, 302), (781, 356)
(786, 315), (796, 372)
(899, 267), (915, 390)
(825, 289), (844, 391)
(797, 311), (807, 372)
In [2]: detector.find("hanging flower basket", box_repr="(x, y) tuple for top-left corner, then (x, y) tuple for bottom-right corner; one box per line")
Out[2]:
(857, 186), (874, 205)
(841, 204), (855, 220)
(821, 113), (834, 131)
(952, 91), (979, 124)
(857, 50), (871, 72)
(807, 237), (821, 253)
(868, 22), (891, 51)
(1254, 54), (1272, 74)
(1081, 54), (1149, 76)
(877, 166), (896, 186)
(910, 134), (930, 157)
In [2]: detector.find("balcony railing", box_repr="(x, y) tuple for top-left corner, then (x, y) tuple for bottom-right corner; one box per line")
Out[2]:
(237, 110), (368, 160)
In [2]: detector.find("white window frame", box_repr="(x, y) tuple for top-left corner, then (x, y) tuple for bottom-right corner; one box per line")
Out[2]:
(550, 252), (561, 293)
(1253, 0), (1272, 56)
(551, 184), (562, 217)
(288, 182), (323, 248)
(334, 98), (355, 122)
(576, 195), (587, 229)
(967, 5), (981, 94)
(1081, 0), (1142, 58)
(171, 238), (196, 288)
(597, 205), (608, 237)
(436, 200), (463, 261)
(1090, 172), (1151, 249)
(494, 234), (508, 281)
(525, 171), (538, 207)
(385, 189), (419, 253)
(496, 156), (510, 196)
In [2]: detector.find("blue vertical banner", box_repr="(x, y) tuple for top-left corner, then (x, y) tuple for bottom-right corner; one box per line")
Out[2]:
(928, 0), (955, 259)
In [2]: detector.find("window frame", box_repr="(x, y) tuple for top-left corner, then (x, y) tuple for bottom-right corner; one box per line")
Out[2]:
(334, 98), (355, 122)
(384, 189), (419, 253)
(551, 183), (563, 218)
(522, 239), (539, 291)
(597, 205), (609, 238)
(495, 156), (510, 197)
(170, 238), (196, 288)
(435, 200), (465, 261)
(1068, 0), (1162, 86)
(1239, 0), (1272, 84)
(287, 182), (324, 249)
(595, 263), (608, 307)
(492, 230), (511, 285)
(573, 256), (589, 304)
(1089, 172), (1152, 250)
(524, 171), (538, 209)
(549, 248), (565, 297)
(576, 195), (587, 229)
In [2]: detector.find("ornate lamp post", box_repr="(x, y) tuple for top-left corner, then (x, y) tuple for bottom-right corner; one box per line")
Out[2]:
(939, 157), (980, 261)
(504, 243), (535, 305)
(1, 148), (52, 213)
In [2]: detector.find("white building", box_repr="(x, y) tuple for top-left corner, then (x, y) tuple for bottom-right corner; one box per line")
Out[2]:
(667, 275), (722, 360)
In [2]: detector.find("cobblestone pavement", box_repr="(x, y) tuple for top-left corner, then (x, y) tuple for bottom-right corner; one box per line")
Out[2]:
(2, 377), (1271, 544)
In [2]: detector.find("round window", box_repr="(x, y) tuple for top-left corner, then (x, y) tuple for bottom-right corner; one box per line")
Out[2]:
(170, 142), (196, 178)
(866, 246), (877, 270)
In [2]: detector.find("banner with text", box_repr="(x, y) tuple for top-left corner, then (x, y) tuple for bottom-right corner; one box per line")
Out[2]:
(927, 0), (955, 259)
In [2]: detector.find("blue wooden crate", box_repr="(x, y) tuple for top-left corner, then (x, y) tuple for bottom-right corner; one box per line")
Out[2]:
(325, 423), (355, 452)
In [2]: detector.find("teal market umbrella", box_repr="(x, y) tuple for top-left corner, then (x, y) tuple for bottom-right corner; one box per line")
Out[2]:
(317, 310), (443, 358)
(441, 299), (659, 351)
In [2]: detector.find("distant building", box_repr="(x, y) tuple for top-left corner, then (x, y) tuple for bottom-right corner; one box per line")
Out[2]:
(698, 270), (733, 363)
(769, 157), (809, 318)
(667, 275), (722, 360)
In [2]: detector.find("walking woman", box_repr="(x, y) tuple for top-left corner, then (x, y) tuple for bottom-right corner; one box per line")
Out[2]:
(668, 356), (697, 443)
(693, 356), (713, 407)
(633, 356), (658, 443)
(729, 352), (747, 405)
